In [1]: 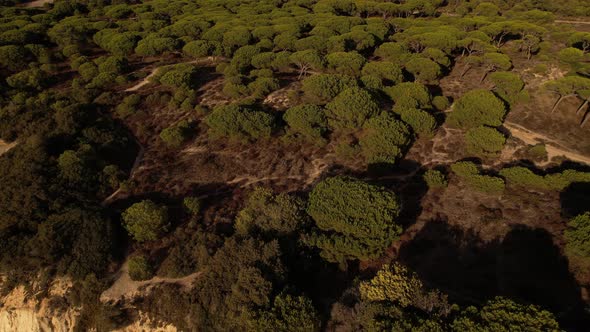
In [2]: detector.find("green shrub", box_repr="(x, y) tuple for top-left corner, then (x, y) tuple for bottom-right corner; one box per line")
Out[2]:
(116, 94), (141, 117)
(397, 108), (437, 137)
(235, 187), (306, 236)
(325, 87), (379, 130)
(359, 263), (423, 307)
(361, 61), (403, 86)
(251, 52), (276, 69)
(326, 51), (366, 76)
(359, 112), (411, 165)
(160, 120), (191, 148)
(500, 167), (590, 191)
(545, 170), (590, 190)
(447, 89), (506, 129)
(375, 42), (412, 65)
(432, 95), (450, 111)
(157, 65), (199, 90)
(135, 37), (179, 56)
(122, 200), (169, 242)
(128, 255), (154, 281)
(6, 68), (48, 90)
(248, 77), (280, 99)
(423, 169), (448, 189)
(97, 56), (129, 74)
(452, 297), (559, 331)
(499, 167), (548, 190)
(385, 82), (431, 110)
(78, 62), (98, 81)
(289, 50), (324, 77)
(304, 176), (402, 264)
(295, 35), (327, 52)
(0, 45), (30, 71)
(360, 75), (384, 91)
(87, 72), (118, 89)
(183, 196), (201, 215)
(526, 144), (548, 161)
(465, 126), (506, 157)
(183, 40), (213, 58)
(301, 74), (358, 104)
(206, 104), (275, 141)
(254, 293), (320, 332)
(451, 162), (505, 194)
(283, 104), (327, 143)
(489, 71), (528, 105)
(564, 213), (590, 258)
(405, 57), (441, 82)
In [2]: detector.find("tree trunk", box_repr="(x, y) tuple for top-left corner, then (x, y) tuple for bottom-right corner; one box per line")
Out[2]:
(460, 65), (471, 78)
(576, 99), (589, 115)
(552, 94), (576, 113)
(527, 48), (532, 60)
(551, 95), (564, 113)
(580, 110), (590, 128)
(480, 70), (490, 83)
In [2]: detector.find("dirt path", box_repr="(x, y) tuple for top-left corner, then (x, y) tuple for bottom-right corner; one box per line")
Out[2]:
(125, 69), (159, 92)
(504, 121), (590, 165)
(555, 20), (590, 25)
(101, 260), (201, 302)
(125, 56), (224, 93)
(21, 0), (52, 7)
(0, 140), (16, 157)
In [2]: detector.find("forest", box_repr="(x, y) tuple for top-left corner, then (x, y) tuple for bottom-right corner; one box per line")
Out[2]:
(1, 0), (590, 330)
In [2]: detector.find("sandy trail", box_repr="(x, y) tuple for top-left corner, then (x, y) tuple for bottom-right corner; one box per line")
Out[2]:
(125, 70), (159, 92)
(125, 56), (224, 92)
(555, 20), (590, 25)
(0, 140), (16, 157)
(504, 121), (590, 165)
(21, 0), (52, 7)
(101, 260), (201, 302)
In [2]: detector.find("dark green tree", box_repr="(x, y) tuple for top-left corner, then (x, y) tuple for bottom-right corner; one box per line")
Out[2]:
(122, 200), (169, 242)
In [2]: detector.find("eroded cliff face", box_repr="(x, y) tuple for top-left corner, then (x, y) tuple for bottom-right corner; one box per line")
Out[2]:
(0, 277), (178, 332)
(0, 283), (79, 332)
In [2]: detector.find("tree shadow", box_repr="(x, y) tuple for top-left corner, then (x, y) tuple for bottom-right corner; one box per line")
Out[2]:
(398, 219), (589, 329)
(366, 159), (429, 229)
(560, 182), (590, 218)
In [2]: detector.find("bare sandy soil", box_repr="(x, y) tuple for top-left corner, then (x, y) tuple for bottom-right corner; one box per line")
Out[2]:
(0, 140), (16, 157)
(101, 259), (201, 302)
(21, 0), (52, 7)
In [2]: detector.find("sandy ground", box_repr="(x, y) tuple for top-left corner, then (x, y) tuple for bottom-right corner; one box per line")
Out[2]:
(504, 121), (590, 165)
(21, 0), (52, 7)
(101, 260), (201, 302)
(0, 140), (16, 157)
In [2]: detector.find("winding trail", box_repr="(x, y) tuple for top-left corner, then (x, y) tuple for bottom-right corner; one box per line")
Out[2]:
(504, 121), (590, 165)
(125, 70), (159, 92)
(21, 0), (52, 7)
(125, 56), (224, 92)
(555, 20), (590, 25)
(101, 260), (201, 302)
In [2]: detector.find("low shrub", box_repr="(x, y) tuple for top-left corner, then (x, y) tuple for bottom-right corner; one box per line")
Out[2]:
(128, 255), (154, 281)
(451, 161), (505, 194)
(183, 196), (201, 215)
(205, 104), (275, 141)
(160, 120), (192, 148)
(423, 169), (448, 189)
(565, 213), (590, 258)
(465, 126), (506, 157)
